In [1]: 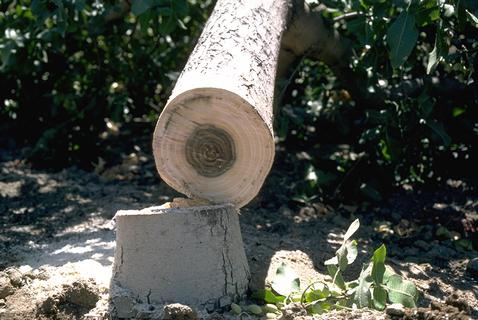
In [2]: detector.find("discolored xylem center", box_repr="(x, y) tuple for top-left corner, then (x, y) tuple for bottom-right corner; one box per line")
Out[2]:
(185, 125), (235, 177)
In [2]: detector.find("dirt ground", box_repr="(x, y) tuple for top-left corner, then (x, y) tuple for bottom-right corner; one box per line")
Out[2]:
(0, 140), (477, 319)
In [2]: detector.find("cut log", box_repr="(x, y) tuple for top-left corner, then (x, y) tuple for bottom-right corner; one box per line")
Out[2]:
(111, 201), (250, 308)
(153, 0), (290, 207)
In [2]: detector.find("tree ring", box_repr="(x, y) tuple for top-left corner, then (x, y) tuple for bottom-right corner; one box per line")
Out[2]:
(185, 125), (235, 177)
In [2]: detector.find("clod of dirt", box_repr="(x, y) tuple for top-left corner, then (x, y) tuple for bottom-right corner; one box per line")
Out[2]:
(61, 280), (99, 308)
(386, 303), (405, 317)
(279, 302), (307, 320)
(465, 257), (478, 278)
(445, 293), (471, 315)
(111, 295), (137, 318)
(402, 300), (471, 320)
(39, 279), (100, 317)
(0, 275), (15, 299)
(5, 268), (24, 287)
(162, 303), (198, 320)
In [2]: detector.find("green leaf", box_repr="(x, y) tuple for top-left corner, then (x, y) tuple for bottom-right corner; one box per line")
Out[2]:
(427, 22), (447, 74)
(343, 219), (360, 242)
(386, 275), (418, 308)
(308, 301), (331, 314)
(387, 11), (419, 68)
(132, 0), (155, 16)
(246, 304), (263, 315)
(371, 244), (386, 285)
(360, 183), (382, 201)
(158, 14), (178, 35)
(326, 265), (346, 290)
(427, 42), (438, 74)
(271, 263), (300, 296)
(172, 0), (189, 16)
(426, 120), (451, 147)
(304, 285), (330, 302)
(354, 265), (372, 308)
(336, 245), (349, 271)
(413, 0), (440, 26)
(452, 107), (466, 117)
(251, 288), (285, 304)
(231, 303), (241, 315)
(383, 265), (396, 284)
(372, 285), (387, 310)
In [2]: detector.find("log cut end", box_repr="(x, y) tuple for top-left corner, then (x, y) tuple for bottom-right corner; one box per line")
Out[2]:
(153, 88), (275, 208)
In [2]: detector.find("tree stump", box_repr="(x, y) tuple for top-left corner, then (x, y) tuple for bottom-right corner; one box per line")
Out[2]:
(153, 0), (290, 207)
(111, 201), (250, 308)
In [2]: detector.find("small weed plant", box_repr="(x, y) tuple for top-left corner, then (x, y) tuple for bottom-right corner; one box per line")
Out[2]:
(232, 219), (419, 317)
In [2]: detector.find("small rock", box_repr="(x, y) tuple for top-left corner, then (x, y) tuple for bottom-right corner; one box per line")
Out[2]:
(163, 303), (197, 320)
(0, 298), (5, 307)
(386, 303), (405, 317)
(218, 295), (232, 309)
(466, 257), (478, 278)
(0, 276), (15, 299)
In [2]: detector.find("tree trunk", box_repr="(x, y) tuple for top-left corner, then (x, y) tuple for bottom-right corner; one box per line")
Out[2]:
(153, 0), (290, 208)
(111, 201), (250, 310)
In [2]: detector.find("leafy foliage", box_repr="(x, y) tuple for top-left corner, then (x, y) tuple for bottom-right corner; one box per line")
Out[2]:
(0, 0), (475, 200)
(280, 0), (477, 203)
(249, 219), (419, 316)
(0, 0), (213, 167)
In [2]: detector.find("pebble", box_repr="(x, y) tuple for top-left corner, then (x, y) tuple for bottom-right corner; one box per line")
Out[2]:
(386, 303), (405, 317)
(466, 257), (478, 278)
(163, 303), (197, 320)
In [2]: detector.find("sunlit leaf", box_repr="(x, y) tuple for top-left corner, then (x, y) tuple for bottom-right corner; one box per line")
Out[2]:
(386, 275), (419, 308)
(343, 219), (360, 242)
(354, 265), (372, 308)
(326, 265), (346, 290)
(132, 0), (155, 16)
(271, 263), (300, 296)
(371, 244), (386, 285)
(372, 285), (387, 310)
(466, 9), (478, 26)
(252, 289), (285, 304)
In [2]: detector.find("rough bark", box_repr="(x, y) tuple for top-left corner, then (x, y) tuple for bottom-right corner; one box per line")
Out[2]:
(111, 201), (250, 308)
(153, 0), (290, 208)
